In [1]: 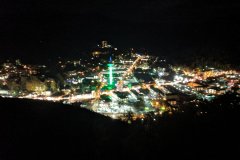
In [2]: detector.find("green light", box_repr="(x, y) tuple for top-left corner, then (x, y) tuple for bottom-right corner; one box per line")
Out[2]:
(160, 106), (166, 111)
(107, 63), (113, 85)
(128, 83), (132, 89)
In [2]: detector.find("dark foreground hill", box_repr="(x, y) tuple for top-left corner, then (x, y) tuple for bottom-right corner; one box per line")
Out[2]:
(0, 97), (239, 160)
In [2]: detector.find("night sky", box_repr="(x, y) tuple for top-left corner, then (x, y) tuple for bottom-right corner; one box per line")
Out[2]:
(1, 0), (240, 63)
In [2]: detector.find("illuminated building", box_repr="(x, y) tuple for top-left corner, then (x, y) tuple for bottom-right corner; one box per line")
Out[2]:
(116, 81), (121, 91)
(108, 63), (113, 85)
(101, 41), (112, 48)
(107, 57), (113, 86)
(102, 56), (115, 90)
(102, 41), (108, 48)
(92, 51), (101, 57)
(16, 59), (21, 66)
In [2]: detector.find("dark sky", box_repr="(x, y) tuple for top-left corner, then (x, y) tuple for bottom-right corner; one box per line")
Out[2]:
(1, 0), (240, 62)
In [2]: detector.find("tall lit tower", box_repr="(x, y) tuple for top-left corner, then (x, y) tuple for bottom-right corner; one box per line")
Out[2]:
(107, 56), (113, 86)
(107, 63), (113, 85)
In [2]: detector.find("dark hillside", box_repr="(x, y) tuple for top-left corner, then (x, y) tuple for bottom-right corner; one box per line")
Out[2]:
(0, 97), (239, 160)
